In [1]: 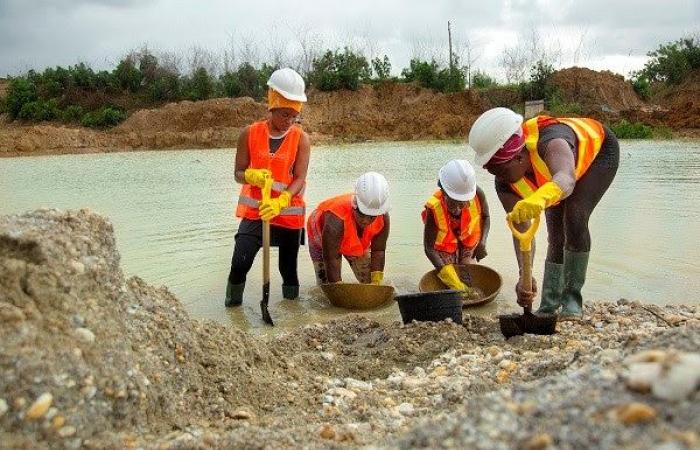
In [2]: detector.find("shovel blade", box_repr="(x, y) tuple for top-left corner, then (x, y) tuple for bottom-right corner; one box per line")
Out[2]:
(498, 311), (557, 338)
(261, 281), (274, 326)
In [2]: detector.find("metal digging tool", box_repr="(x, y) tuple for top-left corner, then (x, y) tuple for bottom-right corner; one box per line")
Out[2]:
(260, 175), (274, 326)
(498, 214), (557, 338)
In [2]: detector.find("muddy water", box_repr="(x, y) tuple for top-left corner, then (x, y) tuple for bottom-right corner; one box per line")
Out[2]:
(2, 140), (699, 332)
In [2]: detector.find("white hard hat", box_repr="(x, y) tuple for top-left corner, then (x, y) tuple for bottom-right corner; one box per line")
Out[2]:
(354, 172), (391, 216)
(267, 68), (307, 102)
(468, 107), (523, 166)
(439, 159), (476, 202)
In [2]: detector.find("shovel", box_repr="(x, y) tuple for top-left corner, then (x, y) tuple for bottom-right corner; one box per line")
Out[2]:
(498, 213), (557, 338)
(260, 174), (274, 326)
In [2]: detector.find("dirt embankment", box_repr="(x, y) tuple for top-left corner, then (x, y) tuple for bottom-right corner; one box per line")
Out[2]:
(1, 209), (698, 449)
(0, 67), (699, 157)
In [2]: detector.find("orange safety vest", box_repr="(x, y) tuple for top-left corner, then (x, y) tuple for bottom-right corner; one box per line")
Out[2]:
(307, 193), (385, 257)
(510, 116), (606, 199)
(422, 190), (482, 253)
(235, 121), (306, 229)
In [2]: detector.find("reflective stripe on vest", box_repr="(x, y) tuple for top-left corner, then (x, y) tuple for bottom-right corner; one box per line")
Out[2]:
(422, 190), (482, 253)
(510, 115), (605, 199)
(307, 193), (385, 257)
(235, 121), (306, 229)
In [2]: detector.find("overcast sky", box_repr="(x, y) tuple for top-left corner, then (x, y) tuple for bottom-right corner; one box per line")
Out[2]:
(1, 0), (698, 80)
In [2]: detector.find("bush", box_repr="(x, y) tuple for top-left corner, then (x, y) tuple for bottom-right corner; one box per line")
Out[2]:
(546, 91), (583, 116)
(471, 70), (498, 89)
(631, 75), (652, 100)
(81, 106), (127, 128)
(182, 67), (214, 101)
(309, 48), (371, 91)
(401, 58), (465, 93)
(62, 105), (84, 122)
(608, 119), (653, 139)
(635, 35), (700, 85)
(5, 77), (37, 119)
(17, 99), (60, 121)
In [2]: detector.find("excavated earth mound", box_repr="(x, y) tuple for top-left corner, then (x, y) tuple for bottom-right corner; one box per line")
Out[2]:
(1, 209), (698, 449)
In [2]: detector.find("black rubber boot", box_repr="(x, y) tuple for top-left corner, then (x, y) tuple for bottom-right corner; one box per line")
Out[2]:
(282, 284), (299, 300)
(560, 250), (589, 320)
(224, 281), (245, 307)
(536, 261), (564, 315)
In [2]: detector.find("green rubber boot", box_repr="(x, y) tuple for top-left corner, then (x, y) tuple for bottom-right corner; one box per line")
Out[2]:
(224, 281), (245, 307)
(560, 250), (589, 320)
(536, 261), (564, 315)
(282, 285), (299, 300)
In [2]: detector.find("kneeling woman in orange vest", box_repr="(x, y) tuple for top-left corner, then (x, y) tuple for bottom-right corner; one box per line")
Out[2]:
(307, 172), (391, 285)
(422, 159), (490, 291)
(469, 108), (619, 319)
(226, 68), (311, 307)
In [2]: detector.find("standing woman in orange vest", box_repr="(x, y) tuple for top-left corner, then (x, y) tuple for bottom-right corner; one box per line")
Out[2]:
(307, 172), (391, 285)
(422, 159), (490, 291)
(225, 68), (311, 307)
(469, 107), (619, 320)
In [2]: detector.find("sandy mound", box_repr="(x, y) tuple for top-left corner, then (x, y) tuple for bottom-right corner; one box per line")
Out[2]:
(116, 97), (267, 134)
(303, 82), (486, 141)
(550, 67), (645, 114)
(1, 209), (698, 449)
(650, 69), (700, 129)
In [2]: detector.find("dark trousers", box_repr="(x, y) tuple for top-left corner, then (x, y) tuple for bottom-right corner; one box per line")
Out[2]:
(545, 127), (620, 263)
(227, 221), (301, 287)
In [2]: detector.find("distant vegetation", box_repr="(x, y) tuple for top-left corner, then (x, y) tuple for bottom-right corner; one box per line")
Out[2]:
(1, 34), (698, 133)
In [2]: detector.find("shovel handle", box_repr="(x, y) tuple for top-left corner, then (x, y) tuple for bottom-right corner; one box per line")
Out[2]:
(506, 214), (540, 252)
(261, 174), (274, 325)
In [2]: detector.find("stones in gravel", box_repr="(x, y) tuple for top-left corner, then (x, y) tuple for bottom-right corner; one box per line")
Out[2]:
(26, 393), (53, 420)
(522, 433), (553, 450)
(613, 402), (657, 425)
(397, 403), (415, 416)
(319, 424), (336, 440)
(229, 410), (251, 420)
(74, 327), (95, 343)
(624, 350), (700, 401)
(57, 426), (77, 438)
(0, 399), (8, 417)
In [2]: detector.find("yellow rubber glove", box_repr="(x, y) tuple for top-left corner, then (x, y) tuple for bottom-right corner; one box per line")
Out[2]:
(259, 190), (292, 221)
(244, 168), (271, 188)
(437, 264), (467, 291)
(510, 182), (563, 223)
(370, 271), (383, 285)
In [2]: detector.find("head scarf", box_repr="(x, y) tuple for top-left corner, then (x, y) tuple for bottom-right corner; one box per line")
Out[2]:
(268, 88), (303, 113)
(487, 131), (525, 165)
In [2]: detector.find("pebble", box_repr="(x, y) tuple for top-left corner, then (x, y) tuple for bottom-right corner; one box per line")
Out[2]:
(345, 378), (372, 391)
(614, 402), (657, 425)
(0, 399), (7, 417)
(52, 415), (66, 429)
(58, 426), (77, 438)
(26, 392), (53, 420)
(522, 433), (553, 450)
(229, 410), (251, 420)
(74, 327), (96, 343)
(624, 351), (700, 401)
(397, 402), (415, 416)
(319, 424), (336, 440)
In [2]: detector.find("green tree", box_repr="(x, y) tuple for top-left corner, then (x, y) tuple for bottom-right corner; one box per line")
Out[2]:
(471, 70), (498, 89)
(113, 57), (142, 92)
(309, 48), (371, 91)
(183, 67), (214, 101)
(635, 35), (700, 85)
(371, 55), (392, 81)
(5, 78), (37, 119)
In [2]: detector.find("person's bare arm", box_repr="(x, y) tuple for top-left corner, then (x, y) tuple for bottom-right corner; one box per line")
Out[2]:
(423, 209), (446, 269)
(233, 127), (251, 184)
(476, 186), (490, 246)
(322, 213), (344, 283)
(369, 214), (390, 272)
(285, 131), (311, 196)
(542, 138), (576, 198)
